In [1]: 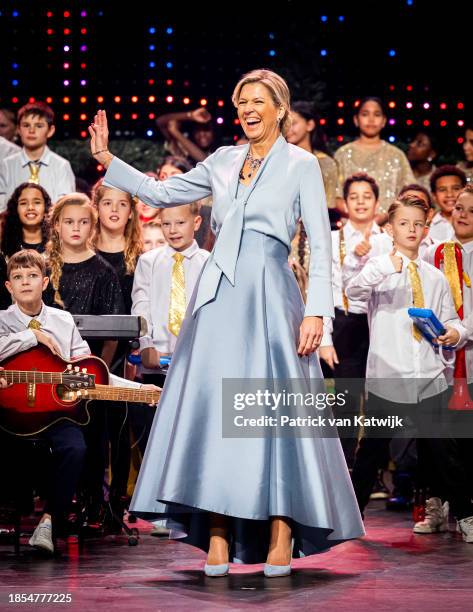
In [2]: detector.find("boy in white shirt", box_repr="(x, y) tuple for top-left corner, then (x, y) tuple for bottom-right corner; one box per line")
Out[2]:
(345, 197), (465, 518)
(0, 102), (75, 213)
(428, 165), (466, 242)
(0, 250), (158, 554)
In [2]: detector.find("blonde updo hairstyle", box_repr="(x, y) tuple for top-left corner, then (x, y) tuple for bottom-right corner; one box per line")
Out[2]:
(46, 192), (98, 308)
(231, 69), (292, 137)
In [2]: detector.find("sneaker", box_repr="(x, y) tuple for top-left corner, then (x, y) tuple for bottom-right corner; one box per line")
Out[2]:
(458, 516), (473, 543)
(29, 519), (54, 554)
(370, 471), (390, 500)
(413, 497), (449, 534)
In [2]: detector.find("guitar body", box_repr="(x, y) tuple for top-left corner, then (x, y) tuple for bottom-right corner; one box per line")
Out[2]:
(0, 346), (109, 436)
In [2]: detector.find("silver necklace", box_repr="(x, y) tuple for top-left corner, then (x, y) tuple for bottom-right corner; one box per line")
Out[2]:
(239, 152), (264, 180)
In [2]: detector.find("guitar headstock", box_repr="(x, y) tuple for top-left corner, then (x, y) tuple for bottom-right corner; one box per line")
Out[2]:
(62, 364), (95, 391)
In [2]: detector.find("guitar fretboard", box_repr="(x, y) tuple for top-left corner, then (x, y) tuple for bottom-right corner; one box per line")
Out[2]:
(2, 370), (64, 384)
(83, 384), (160, 404)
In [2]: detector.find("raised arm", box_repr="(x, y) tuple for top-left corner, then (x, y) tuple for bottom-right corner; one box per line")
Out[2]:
(89, 110), (213, 209)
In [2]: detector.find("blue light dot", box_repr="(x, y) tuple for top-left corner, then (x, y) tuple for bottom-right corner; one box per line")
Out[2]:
(149, 61), (155, 68)
(12, 79), (19, 86)
(269, 50), (276, 57)
(269, 32), (275, 40)
(12, 62), (19, 69)
(338, 15), (345, 21)
(389, 49), (396, 57)
(320, 49), (327, 57)
(166, 27), (173, 34)
(12, 10), (19, 17)
(146, 129), (153, 137)
(149, 27), (156, 34)
(321, 15), (328, 22)
(149, 44), (155, 51)
(388, 136), (396, 143)
(166, 62), (173, 69)
(407, 0), (413, 5)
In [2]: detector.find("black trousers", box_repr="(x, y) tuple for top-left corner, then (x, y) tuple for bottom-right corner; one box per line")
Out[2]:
(129, 373), (165, 457)
(332, 308), (370, 468)
(1, 421), (86, 528)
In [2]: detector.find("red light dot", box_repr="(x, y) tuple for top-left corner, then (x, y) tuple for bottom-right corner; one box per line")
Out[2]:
(80, 96), (87, 103)
(458, 137), (465, 144)
(440, 120), (447, 127)
(337, 135), (343, 142)
(388, 101), (396, 108)
(47, 46), (52, 52)
(233, 135), (239, 142)
(166, 79), (173, 86)
(81, 28), (87, 35)
(200, 98), (208, 106)
(80, 113), (87, 120)
(80, 131), (87, 138)
(389, 85), (395, 91)
(337, 118), (344, 125)
(131, 113), (138, 120)
(148, 95), (156, 103)
(114, 96), (121, 103)
(183, 97), (190, 105)
(440, 103), (447, 110)
(458, 102), (464, 110)
(63, 114), (70, 121)
(406, 119), (413, 126)
(46, 11), (53, 17)
(131, 96), (138, 103)
(337, 101), (344, 108)
(47, 29), (53, 35)
(407, 85), (413, 91)
(218, 100), (224, 107)
(234, 119), (240, 125)
(63, 97), (70, 103)
(12, 97), (18, 103)
(148, 113), (155, 119)
(97, 96), (104, 103)
(97, 164), (103, 172)
(64, 28), (71, 35)
(423, 120), (430, 126)
(29, 97), (35, 103)
(354, 99), (360, 107)
(81, 63), (87, 69)
(64, 11), (70, 18)
(319, 118), (326, 126)
(148, 79), (155, 85)
(458, 120), (465, 127)
(114, 113), (121, 120)
(46, 97), (53, 104)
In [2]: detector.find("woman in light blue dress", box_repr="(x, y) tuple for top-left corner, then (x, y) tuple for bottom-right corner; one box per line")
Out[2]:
(89, 69), (364, 577)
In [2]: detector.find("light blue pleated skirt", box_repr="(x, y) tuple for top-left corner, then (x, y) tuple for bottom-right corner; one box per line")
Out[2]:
(130, 229), (364, 563)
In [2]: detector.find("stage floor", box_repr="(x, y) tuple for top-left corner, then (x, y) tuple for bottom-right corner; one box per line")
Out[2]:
(1, 504), (473, 611)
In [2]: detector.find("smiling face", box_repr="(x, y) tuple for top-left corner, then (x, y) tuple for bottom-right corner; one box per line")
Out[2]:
(236, 82), (282, 144)
(452, 192), (473, 243)
(55, 204), (93, 250)
(354, 100), (386, 138)
(345, 181), (378, 223)
(160, 206), (201, 252)
(97, 187), (131, 234)
(17, 186), (46, 228)
(286, 111), (315, 148)
(388, 205), (427, 252)
(6, 265), (49, 309)
(18, 113), (54, 150)
(433, 175), (464, 215)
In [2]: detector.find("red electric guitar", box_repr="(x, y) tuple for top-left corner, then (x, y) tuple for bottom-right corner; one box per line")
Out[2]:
(0, 346), (161, 436)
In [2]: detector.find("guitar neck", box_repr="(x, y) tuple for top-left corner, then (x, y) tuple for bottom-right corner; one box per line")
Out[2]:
(2, 370), (64, 384)
(83, 384), (160, 404)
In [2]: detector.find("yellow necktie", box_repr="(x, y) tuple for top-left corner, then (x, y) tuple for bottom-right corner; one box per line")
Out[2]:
(407, 261), (425, 341)
(168, 252), (186, 336)
(28, 161), (40, 184)
(28, 319), (41, 330)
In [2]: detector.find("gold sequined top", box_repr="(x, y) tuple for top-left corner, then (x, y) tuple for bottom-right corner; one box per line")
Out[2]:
(334, 140), (415, 213)
(315, 151), (338, 209)
(457, 161), (473, 184)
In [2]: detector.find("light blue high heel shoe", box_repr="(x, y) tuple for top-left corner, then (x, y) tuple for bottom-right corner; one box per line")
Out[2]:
(264, 537), (294, 577)
(204, 562), (229, 577)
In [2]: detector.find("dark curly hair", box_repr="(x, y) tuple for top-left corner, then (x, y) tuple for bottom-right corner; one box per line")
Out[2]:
(1, 182), (52, 257)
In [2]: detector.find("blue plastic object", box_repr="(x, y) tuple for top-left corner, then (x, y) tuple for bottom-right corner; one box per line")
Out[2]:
(407, 308), (455, 350)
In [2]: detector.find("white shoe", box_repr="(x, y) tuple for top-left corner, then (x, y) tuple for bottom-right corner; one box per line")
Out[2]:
(29, 519), (54, 553)
(413, 497), (449, 534)
(458, 516), (473, 543)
